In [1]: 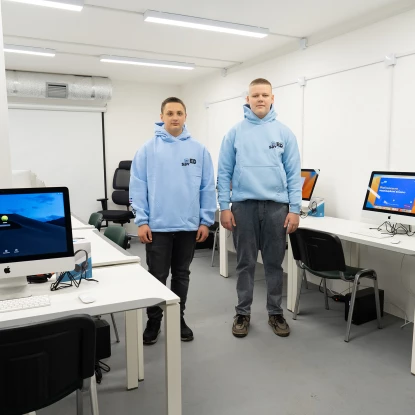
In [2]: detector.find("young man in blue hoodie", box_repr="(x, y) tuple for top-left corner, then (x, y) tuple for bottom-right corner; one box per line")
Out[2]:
(218, 78), (301, 338)
(130, 97), (216, 344)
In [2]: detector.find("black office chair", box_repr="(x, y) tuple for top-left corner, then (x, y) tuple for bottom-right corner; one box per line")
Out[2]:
(0, 315), (98, 415)
(289, 228), (382, 342)
(98, 160), (134, 227)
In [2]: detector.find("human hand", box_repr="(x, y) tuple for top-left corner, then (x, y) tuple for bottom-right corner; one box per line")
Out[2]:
(138, 224), (152, 243)
(196, 225), (209, 242)
(220, 210), (236, 231)
(284, 213), (300, 234)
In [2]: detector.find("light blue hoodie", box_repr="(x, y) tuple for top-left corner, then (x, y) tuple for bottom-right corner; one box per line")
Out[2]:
(130, 123), (217, 232)
(218, 104), (302, 214)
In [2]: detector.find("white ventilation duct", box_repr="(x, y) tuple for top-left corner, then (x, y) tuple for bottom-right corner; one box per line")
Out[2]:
(6, 70), (112, 101)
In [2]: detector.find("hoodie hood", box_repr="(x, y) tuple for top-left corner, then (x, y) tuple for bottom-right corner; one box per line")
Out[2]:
(243, 104), (277, 125)
(155, 122), (191, 143)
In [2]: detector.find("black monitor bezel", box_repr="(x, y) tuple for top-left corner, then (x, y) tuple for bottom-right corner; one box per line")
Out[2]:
(363, 171), (415, 219)
(0, 187), (74, 264)
(301, 169), (320, 201)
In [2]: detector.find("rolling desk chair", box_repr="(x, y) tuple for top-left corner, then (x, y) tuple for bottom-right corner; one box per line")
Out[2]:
(0, 315), (98, 415)
(88, 212), (103, 231)
(289, 228), (382, 342)
(97, 161), (134, 227)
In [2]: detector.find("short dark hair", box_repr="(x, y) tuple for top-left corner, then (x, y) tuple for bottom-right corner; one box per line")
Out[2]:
(161, 97), (187, 114)
(249, 78), (272, 89)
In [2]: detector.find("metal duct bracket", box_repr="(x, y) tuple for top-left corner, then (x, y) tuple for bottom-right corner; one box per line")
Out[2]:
(6, 71), (112, 102)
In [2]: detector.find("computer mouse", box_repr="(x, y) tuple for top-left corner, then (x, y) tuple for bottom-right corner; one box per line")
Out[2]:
(78, 293), (96, 304)
(391, 240), (401, 245)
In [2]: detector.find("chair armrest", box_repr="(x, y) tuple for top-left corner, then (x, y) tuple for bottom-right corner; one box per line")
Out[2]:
(97, 198), (108, 210)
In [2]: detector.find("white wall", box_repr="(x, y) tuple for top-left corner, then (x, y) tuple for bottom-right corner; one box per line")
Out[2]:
(181, 8), (415, 321)
(104, 80), (180, 233)
(8, 109), (104, 222)
(0, 2), (12, 188)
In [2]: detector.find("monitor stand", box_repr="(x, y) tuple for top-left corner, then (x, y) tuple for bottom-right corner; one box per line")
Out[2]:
(0, 276), (31, 301)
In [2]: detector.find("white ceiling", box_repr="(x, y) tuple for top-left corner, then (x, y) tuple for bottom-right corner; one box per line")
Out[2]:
(1, 0), (414, 85)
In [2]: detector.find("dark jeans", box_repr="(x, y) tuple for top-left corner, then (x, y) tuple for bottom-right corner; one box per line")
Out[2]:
(146, 231), (197, 322)
(232, 200), (288, 316)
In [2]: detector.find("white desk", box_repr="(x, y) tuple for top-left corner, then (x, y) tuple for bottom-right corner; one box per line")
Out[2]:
(73, 229), (140, 267)
(288, 216), (415, 375)
(71, 214), (94, 230)
(0, 263), (182, 415)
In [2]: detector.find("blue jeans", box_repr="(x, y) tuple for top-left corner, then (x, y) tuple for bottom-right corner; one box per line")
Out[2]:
(232, 200), (288, 316)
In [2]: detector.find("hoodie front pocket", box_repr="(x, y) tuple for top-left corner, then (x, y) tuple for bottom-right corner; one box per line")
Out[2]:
(238, 166), (284, 198)
(184, 174), (201, 223)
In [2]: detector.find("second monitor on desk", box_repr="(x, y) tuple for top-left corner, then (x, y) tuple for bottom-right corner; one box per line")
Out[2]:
(301, 169), (320, 201)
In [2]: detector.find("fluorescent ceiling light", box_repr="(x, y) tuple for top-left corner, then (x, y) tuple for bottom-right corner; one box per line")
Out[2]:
(100, 55), (195, 71)
(4, 44), (56, 57)
(144, 10), (269, 38)
(4, 0), (84, 11)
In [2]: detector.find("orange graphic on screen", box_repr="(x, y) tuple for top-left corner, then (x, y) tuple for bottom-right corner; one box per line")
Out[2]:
(367, 176), (381, 206)
(301, 170), (319, 200)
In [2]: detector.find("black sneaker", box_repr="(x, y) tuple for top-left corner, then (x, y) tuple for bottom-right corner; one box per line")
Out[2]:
(143, 319), (161, 345)
(181, 318), (194, 342)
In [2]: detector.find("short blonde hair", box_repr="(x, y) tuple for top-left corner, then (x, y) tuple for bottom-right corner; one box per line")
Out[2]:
(249, 78), (272, 89)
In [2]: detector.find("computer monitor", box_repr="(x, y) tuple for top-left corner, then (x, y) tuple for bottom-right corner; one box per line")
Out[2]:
(301, 169), (319, 201)
(0, 187), (74, 300)
(363, 171), (415, 226)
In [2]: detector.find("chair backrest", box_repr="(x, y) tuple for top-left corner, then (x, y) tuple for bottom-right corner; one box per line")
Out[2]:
(104, 226), (128, 250)
(289, 228), (346, 272)
(0, 315), (96, 415)
(113, 160), (132, 190)
(112, 190), (130, 207)
(88, 212), (103, 230)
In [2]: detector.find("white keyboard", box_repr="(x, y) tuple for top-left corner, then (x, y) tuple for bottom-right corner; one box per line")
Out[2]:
(0, 295), (51, 313)
(350, 229), (392, 239)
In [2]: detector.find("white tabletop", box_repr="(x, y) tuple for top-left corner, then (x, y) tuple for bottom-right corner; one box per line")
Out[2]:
(300, 216), (415, 255)
(73, 229), (141, 267)
(71, 214), (94, 230)
(0, 263), (179, 329)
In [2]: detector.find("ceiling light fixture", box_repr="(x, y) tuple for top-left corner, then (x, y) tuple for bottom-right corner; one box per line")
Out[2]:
(4, 0), (84, 12)
(100, 55), (195, 70)
(4, 44), (56, 57)
(143, 10), (269, 38)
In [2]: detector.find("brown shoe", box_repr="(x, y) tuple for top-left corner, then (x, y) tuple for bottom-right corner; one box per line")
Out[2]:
(269, 314), (290, 337)
(232, 314), (250, 338)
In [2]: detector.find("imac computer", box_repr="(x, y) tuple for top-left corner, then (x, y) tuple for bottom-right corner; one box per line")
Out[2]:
(362, 171), (415, 226)
(0, 187), (74, 301)
(301, 169), (319, 201)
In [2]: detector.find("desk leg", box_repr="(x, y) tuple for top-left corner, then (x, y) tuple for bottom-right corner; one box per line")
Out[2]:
(350, 242), (360, 267)
(287, 239), (300, 312)
(137, 309), (144, 381)
(125, 310), (141, 390)
(219, 224), (229, 278)
(163, 303), (182, 415)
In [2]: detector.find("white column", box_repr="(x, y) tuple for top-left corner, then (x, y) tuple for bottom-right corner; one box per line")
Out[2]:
(0, 2), (12, 188)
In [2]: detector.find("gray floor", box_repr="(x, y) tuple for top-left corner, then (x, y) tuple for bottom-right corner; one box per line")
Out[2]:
(40, 240), (415, 415)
